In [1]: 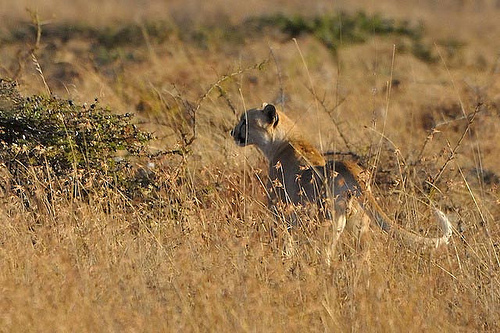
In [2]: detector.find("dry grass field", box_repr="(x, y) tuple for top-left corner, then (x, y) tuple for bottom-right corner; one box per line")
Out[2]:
(1, 0), (499, 331)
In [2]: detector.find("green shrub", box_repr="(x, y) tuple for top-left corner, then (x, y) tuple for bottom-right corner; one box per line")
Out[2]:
(0, 79), (153, 200)
(4, 21), (173, 47)
(246, 11), (436, 62)
(1, 12), (446, 63)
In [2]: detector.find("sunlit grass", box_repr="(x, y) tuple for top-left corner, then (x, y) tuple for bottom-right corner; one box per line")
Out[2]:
(0, 1), (499, 331)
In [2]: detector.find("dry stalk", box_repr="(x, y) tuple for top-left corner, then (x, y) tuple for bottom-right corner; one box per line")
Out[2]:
(14, 9), (45, 80)
(370, 44), (396, 188)
(268, 45), (286, 110)
(31, 53), (51, 96)
(293, 38), (324, 152)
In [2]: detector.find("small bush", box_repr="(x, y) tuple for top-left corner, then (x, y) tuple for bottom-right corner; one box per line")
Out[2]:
(0, 78), (154, 201)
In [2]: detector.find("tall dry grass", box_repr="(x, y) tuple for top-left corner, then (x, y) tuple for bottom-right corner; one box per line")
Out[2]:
(1, 146), (498, 331)
(1, 0), (500, 331)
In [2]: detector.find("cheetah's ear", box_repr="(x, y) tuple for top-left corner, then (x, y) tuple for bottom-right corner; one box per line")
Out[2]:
(263, 104), (279, 127)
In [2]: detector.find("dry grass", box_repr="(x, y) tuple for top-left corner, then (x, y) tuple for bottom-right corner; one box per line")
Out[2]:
(1, 0), (500, 332)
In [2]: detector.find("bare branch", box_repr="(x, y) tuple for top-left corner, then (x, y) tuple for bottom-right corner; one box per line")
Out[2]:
(428, 102), (482, 187)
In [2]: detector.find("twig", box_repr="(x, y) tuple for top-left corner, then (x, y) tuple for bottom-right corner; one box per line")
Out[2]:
(194, 60), (268, 116)
(27, 9), (42, 53)
(14, 9), (45, 80)
(415, 128), (440, 165)
(428, 102), (481, 187)
(415, 107), (482, 164)
(215, 85), (237, 116)
(151, 61), (267, 162)
(307, 88), (351, 150)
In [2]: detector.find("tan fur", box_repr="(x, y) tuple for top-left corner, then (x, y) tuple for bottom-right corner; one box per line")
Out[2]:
(231, 104), (452, 250)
